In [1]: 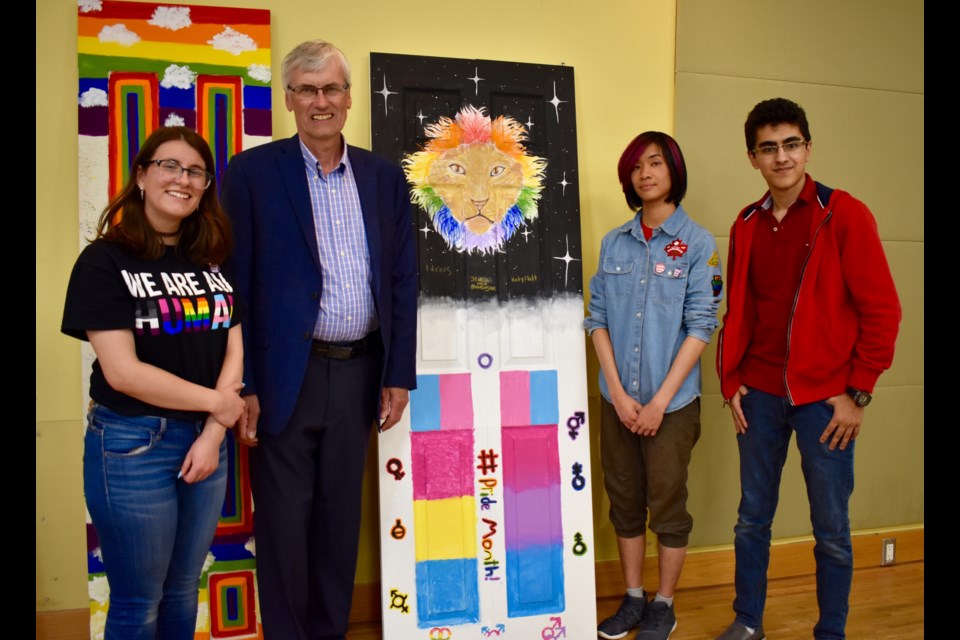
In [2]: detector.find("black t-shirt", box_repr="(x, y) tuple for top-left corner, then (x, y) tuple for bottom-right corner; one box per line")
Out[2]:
(61, 239), (242, 421)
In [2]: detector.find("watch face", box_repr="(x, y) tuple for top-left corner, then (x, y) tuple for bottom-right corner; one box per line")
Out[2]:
(847, 387), (872, 407)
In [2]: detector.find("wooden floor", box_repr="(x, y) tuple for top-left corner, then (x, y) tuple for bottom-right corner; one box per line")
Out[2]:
(346, 561), (923, 639)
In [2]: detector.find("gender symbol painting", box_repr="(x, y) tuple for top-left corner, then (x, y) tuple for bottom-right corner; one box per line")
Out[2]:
(77, 2), (270, 637)
(372, 53), (596, 640)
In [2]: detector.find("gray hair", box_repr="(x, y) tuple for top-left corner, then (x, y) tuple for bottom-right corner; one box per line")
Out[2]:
(281, 40), (352, 89)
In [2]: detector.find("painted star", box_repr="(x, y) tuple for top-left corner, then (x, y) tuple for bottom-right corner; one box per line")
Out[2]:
(525, 117), (534, 129)
(375, 75), (397, 117)
(416, 110), (427, 125)
(468, 67), (484, 95)
(521, 227), (533, 243)
(547, 81), (567, 123)
(558, 171), (570, 196)
(552, 234), (580, 289)
(420, 222), (432, 239)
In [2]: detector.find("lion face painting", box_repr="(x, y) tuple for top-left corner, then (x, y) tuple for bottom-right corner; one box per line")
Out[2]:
(404, 105), (546, 254)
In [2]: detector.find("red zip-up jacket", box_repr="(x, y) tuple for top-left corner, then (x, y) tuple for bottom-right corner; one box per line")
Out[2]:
(717, 177), (901, 405)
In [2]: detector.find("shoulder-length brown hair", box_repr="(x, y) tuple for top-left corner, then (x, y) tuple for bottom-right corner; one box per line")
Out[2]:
(95, 126), (232, 265)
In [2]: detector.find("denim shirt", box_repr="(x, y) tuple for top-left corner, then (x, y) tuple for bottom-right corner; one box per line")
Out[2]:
(584, 205), (722, 411)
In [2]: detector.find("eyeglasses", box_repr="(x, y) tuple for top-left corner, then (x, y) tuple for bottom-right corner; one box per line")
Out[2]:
(146, 159), (213, 188)
(286, 83), (350, 101)
(753, 139), (809, 157)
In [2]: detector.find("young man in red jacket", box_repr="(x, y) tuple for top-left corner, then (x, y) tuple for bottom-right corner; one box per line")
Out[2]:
(714, 98), (901, 640)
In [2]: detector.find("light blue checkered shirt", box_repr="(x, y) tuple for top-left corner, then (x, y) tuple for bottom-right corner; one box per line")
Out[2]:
(300, 138), (378, 342)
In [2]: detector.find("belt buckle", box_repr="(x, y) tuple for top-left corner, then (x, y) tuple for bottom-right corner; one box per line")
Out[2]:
(313, 335), (370, 360)
(326, 344), (354, 360)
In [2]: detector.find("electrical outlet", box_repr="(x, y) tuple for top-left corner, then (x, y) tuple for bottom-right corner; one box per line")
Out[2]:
(881, 537), (896, 566)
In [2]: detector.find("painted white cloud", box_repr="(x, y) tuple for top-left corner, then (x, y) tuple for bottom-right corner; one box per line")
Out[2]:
(201, 551), (216, 575)
(247, 64), (271, 83)
(98, 23), (140, 46)
(78, 0), (103, 13)
(160, 63), (197, 90)
(196, 601), (210, 630)
(88, 574), (110, 604)
(148, 6), (192, 31)
(164, 113), (186, 127)
(90, 610), (106, 640)
(79, 87), (108, 107)
(244, 536), (256, 556)
(208, 26), (256, 55)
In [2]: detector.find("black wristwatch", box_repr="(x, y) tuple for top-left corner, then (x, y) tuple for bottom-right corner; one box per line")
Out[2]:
(846, 387), (872, 407)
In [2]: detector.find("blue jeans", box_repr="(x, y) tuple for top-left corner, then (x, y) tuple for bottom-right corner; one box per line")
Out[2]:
(84, 404), (228, 640)
(733, 389), (854, 640)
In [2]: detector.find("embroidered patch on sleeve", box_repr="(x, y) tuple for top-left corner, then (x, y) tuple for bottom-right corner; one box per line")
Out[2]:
(712, 275), (723, 297)
(707, 251), (719, 267)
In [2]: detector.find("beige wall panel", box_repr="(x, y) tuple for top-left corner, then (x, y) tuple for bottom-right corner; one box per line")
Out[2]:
(880, 241), (924, 388)
(674, 71), (766, 237)
(36, 0), (81, 425)
(677, 0), (924, 94)
(357, 431), (383, 582)
(850, 385), (924, 527)
(686, 392), (742, 547)
(676, 72), (923, 242)
(36, 420), (88, 610)
(700, 235), (729, 397)
(587, 394), (615, 561)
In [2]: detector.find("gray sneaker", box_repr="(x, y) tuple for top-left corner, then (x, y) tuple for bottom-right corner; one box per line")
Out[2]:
(598, 593), (647, 639)
(635, 600), (677, 640)
(715, 620), (765, 640)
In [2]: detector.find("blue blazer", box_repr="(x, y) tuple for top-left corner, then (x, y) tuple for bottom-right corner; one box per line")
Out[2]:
(220, 135), (418, 435)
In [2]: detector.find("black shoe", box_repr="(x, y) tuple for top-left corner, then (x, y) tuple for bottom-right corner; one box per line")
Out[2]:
(635, 600), (677, 639)
(714, 620), (765, 640)
(598, 593), (647, 639)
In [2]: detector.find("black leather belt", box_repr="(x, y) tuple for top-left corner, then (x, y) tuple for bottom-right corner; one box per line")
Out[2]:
(312, 330), (379, 360)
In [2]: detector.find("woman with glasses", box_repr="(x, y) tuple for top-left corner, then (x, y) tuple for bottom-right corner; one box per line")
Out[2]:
(62, 126), (245, 640)
(585, 131), (723, 640)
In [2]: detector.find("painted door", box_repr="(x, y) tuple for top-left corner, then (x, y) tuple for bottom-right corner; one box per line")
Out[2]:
(371, 53), (595, 640)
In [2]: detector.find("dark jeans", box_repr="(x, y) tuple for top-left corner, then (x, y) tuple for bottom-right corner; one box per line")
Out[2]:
(733, 389), (854, 640)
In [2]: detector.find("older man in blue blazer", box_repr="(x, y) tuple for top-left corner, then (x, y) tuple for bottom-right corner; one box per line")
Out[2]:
(221, 40), (417, 640)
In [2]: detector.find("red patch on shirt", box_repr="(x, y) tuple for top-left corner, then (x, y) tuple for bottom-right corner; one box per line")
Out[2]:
(664, 238), (688, 260)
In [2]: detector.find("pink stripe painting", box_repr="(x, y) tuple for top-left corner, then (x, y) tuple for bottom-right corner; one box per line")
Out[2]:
(500, 370), (531, 427)
(439, 373), (474, 430)
(411, 431), (475, 501)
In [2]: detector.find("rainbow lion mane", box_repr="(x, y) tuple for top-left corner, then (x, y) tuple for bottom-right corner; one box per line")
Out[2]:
(403, 105), (546, 254)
